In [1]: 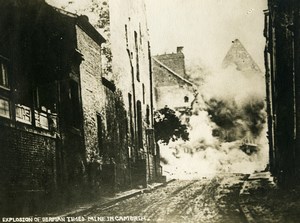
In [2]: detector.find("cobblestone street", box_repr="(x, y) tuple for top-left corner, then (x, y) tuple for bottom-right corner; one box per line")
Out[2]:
(83, 174), (248, 223)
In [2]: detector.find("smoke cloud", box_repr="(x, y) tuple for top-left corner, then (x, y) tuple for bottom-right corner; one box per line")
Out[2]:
(161, 65), (268, 179)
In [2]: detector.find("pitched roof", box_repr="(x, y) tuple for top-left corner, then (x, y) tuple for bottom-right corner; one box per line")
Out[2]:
(152, 57), (194, 86)
(222, 39), (262, 73)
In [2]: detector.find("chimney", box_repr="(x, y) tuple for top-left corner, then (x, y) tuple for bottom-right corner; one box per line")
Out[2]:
(177, 46), (184, 53)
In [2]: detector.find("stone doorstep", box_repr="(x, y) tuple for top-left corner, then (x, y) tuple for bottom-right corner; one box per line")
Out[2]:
(240, 172), (276, 196)
(239, 204), (256, 223)
(52, 179), (175, 218)
(248, 172), (273, 180)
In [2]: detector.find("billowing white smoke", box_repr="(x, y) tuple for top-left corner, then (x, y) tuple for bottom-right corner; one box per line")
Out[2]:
(161, 65), (269, 179)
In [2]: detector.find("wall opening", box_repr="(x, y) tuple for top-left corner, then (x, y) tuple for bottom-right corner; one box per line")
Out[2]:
(134, 31), (140, 81)
(0, 60), (9, 88)
(142, 83), (145, 104)
(69, 80), (81, 128)
(97, 114), (103, 156)
(137, 100), (143, 150)
(184, 96), (189, 103)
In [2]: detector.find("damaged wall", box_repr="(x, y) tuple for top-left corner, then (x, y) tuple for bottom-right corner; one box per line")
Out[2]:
(152, 49), (196, 113)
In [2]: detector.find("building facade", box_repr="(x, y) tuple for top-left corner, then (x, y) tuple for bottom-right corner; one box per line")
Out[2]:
(108, 0), (160, 186)
(0, 0), (107, 214)
(0, 0), (159, 215)
(152, 47), (197, 116)
(264, 0), (300, 186)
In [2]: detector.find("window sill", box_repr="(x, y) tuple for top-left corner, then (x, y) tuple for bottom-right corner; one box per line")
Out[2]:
(0, 85), (10, 91)
(0, 118), (57, 139)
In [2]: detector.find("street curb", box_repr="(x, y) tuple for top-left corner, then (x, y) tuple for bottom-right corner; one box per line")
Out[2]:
(56, 179), (176, 217)
(239, 204), (256, 223)
(238, 174), (255, 223)
(238, 172), (276, 223)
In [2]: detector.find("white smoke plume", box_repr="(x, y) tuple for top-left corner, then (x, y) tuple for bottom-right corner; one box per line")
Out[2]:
(161, 65), (269, 180)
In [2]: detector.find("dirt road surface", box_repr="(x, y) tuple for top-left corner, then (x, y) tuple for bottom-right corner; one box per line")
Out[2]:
(83, 173), (248, 223)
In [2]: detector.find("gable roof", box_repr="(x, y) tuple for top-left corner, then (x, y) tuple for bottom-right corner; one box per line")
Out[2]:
(152, 57), (194, 86)
(222, 39), (261, 73)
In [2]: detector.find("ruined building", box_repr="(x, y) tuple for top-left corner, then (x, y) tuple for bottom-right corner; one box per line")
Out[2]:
(264, 0), (300, 186)
(0, 0), (159, 215)
(222, 39), (262, 73)
(214, 39), (265, 143)
(152, 47), (197, 115)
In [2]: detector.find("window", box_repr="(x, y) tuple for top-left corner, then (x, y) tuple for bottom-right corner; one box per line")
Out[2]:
(128, 93), (134, 144)
(125, 24), (128, 47)
(134, 31), (140, 81)
(146, 105), (150, 125)
(97, 115), (103, 155)
(142, 84), (145, 104)
(137, 100), (143, 149)
(0, 61), (9, 88)
(34, 83), (56, 112)
(139, 23), (142, 45)
(69, 80), (81, 128)
(0, 98), (10, 118)
(184, 96), (189, 103)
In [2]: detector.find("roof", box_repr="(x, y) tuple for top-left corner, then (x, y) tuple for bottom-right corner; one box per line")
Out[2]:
(51, 4), (106, 45)
(222, 39), (262, 72)
(152, 57), (194, 87)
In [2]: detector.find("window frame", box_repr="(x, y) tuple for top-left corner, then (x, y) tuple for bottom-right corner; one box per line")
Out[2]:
(0, 97), (11, 119)
(0, 57), (9, 90)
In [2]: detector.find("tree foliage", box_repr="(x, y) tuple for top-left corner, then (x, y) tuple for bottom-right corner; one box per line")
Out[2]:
(154, 107), (189, 144)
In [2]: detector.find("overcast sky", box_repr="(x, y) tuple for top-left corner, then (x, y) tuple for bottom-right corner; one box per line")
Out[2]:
(145, 0), (267, 70)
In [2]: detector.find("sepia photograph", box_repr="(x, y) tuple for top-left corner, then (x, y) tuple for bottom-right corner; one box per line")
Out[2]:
(0, 0), (300, 222)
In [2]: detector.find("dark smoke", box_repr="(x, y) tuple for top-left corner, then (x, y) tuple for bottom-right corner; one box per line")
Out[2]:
(206, 97), (266, 142)
(158, 66), (269, 179)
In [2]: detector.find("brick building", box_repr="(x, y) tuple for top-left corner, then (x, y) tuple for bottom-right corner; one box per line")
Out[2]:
(0, 0), (160, 215)
(264, 0), (300, 186)
(152, 47), (197, 115)
(0, 0), (107, 214)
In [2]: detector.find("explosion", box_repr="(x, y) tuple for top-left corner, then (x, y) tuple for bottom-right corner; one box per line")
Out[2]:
(160, 65), (269, 180)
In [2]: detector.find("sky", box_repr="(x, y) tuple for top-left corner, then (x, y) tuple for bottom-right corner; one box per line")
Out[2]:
(46, 0), (268, 70)
(145, 0), (268, 70)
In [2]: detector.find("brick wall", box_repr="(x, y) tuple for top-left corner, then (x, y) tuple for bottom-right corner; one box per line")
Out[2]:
(76, 25), (131, 191)
(153, 61), (189, 87)
(0, 126), (56, 191)
(153, 60), (195, 110)
(0, 125), (56, 214)
(154, 52), (186, 78)
(76, 25), (105, 162)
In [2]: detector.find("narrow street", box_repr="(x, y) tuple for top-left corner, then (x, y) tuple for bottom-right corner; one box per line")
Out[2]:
(84, 174), (248, 223)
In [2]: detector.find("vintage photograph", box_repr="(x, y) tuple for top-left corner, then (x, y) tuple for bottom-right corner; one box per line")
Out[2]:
(0, 0), (300, 222)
